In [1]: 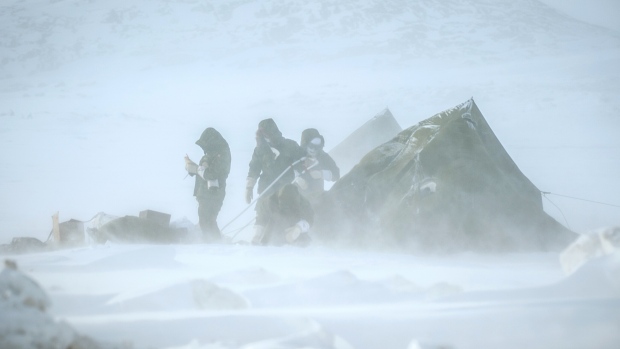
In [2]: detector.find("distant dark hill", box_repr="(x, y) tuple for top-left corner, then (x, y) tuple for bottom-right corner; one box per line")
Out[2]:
(316, 99), (576, 252)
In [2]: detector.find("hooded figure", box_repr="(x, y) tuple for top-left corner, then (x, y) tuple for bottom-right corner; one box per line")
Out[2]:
(293, 128), (340, 205)
(246, 118), (306, 244)
(261, 184), (314, 246)
(185, 127), (231, 242)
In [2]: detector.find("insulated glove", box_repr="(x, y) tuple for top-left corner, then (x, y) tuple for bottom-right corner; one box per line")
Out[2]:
(185, 155), (198, 174)
(285, 220), (310, 243)
(245, 177), (257, 204)
(310, 170), (323, 179)
(310, 170), (333, 180)
(293, 176), (308, 190)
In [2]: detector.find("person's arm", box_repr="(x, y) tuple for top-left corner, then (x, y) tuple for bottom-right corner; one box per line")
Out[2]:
(202, 148), (229, 180)
(246, 147), (263, 203)
(184, 154), (198, 176)
(283, 139), (307, 173)
(309, 152), (340, 181)
(322, 153), (340, 181)
(248, 146), (264, 180)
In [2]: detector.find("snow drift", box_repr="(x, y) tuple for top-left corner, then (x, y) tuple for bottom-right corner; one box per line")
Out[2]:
(0, 260), (115, 349)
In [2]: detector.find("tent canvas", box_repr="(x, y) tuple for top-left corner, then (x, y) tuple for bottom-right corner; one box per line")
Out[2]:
(317, 99), (576, 252)
(328, 108), (402, 177)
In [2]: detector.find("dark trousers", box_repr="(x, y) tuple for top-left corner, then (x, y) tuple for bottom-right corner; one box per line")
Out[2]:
(197, 188), (225, 242)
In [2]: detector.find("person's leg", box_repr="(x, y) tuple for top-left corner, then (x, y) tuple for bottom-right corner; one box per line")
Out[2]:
(251, 196), (270, 244)
(197, 189), (225, 242)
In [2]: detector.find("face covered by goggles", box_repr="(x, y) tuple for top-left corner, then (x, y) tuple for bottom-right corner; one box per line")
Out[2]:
(306, 137), (323, 157)
(259, 129), (276, 145)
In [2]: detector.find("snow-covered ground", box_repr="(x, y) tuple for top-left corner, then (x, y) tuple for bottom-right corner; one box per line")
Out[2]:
(1, 0), (619, 241)
(1, 0), (619, 348)
(3, 242), (620, 349)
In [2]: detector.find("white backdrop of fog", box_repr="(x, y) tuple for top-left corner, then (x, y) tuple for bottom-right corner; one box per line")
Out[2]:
(0, 0), (619, 244)
(539, 0), (620, 32)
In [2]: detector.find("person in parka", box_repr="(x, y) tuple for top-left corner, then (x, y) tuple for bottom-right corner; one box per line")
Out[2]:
(260, 184), (314, 246)
(185, 127), (231, 242)
(293, 128), (340, 205)
(245, 118), (306, 244)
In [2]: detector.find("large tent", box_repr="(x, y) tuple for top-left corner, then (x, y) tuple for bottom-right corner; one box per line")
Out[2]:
(316, 99), (576, 252)
(328, 108), (402, 177)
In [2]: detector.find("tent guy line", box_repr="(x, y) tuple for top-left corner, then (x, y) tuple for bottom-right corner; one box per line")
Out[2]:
(541, 190), (620, 233)
(542, 194), (571, 230)
(541, 191), (620, 208)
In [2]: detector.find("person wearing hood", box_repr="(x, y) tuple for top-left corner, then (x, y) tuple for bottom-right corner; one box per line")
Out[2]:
(261, 184), (314, 246)
(246, 118), (306, 244)
(293, 128), (340, 205)
(185, 127), (231, 242)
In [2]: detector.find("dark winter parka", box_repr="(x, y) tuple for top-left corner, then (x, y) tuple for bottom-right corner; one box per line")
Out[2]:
(193, 128), (231, 198)
(298, 128), (340, 194)
(248, 118), (306, 196)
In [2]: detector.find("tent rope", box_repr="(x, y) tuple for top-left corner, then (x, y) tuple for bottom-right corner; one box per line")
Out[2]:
(226, 217), (257, 240)
(540, 191), (620, 208)
(541, 193), (571, 229)
(219, 157), (308, 234)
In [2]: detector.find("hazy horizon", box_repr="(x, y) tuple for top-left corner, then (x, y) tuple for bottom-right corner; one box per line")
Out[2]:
(1, 0), (619, 244)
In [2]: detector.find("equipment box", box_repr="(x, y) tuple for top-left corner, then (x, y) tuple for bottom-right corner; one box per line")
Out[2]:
(59, 219), (85, 243)
(139, 210), (171, 227)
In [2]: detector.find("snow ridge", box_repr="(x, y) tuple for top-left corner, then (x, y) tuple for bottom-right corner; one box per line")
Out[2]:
(1, 0), (618, 77)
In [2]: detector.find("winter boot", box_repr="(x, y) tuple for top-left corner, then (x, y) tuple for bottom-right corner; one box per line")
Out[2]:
(251, 225), (266, 245)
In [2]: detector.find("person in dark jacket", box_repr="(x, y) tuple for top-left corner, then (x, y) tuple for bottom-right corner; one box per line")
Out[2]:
(261, 184), (314, 246)
(185, 127), (231, 242)
(293, 128), (340, 205)
(245, 118), (306, 244)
